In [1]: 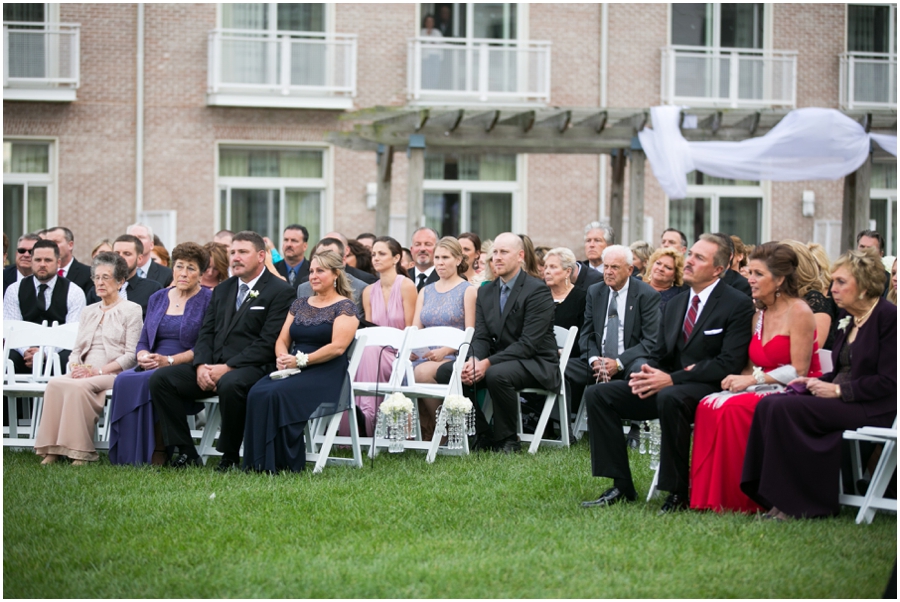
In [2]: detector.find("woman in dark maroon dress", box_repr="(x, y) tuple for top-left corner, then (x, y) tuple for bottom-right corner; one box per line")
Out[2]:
(741, 249), (896, 520)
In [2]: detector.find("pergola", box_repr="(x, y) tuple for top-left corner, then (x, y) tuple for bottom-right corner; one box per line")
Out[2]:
(327, 106), (898, 249)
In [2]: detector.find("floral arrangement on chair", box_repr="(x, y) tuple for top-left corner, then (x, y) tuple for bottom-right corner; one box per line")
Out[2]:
(435, 394), (476, 450)
(375, 393), (416, 453)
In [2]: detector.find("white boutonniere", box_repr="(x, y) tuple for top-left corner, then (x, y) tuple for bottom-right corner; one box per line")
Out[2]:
(294, 351), (309, 368)
(248, 290), (260, 299)
(837, 316), (851, 332)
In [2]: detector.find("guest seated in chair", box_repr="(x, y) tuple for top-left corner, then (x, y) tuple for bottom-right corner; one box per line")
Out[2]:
(108, 243), (212, 466)
(690, 242), (821, 513)
(741, 248), (896, 520)
(411, 236), (476, 441)
(35, 252), (143, 465)
(243, 251), (359, 473)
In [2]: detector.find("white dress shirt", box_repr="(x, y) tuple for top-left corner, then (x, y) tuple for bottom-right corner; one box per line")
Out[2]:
(3, 275), (86, 355)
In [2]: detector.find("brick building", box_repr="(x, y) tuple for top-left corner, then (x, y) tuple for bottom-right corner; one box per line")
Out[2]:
(3, 3), (897, 260)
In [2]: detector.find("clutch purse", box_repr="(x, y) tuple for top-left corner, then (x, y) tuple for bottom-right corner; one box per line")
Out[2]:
(269, 368), (301, 380)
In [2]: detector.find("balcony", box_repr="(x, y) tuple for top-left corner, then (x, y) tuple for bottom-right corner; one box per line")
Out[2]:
(207, 29), (357, 110)
(407, 37), (551, 106)
(3, 22), (80, 102)
(840, 52), (897, 110)
(661, 45), (796, 109)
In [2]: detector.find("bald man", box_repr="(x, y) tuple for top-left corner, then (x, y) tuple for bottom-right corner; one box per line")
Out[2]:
(439, 232), (559, 453)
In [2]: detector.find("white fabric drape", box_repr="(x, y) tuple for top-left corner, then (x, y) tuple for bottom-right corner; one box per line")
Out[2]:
(639, 106), (898, 200)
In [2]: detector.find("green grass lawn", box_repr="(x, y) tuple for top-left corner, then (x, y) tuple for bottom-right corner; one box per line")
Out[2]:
(4, 441), (895, 598)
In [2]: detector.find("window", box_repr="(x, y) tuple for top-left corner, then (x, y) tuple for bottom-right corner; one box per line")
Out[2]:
(423, 152), (518, 240)
(843, 4), (897, 107)
(3, 141), (53, 245)
(217, 146), (326, 246)
(668, 171), (764, 246)
(3, 3), (79, 101)
(870, 160), (898, 256)
(672, 3), (763, 50)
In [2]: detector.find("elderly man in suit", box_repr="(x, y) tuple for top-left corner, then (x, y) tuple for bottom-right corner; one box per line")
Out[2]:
(127, 222), (173, 287)
(272, 224), (310, 286)
(581, 233), (754, 513)
(41, 226), (93, 292)
(3, 233), (40, 294)
(581, 222), (614, 275)
(149, 231), (295, 471)
(444, 232), (559, 453)
(565, 244), (660, 420)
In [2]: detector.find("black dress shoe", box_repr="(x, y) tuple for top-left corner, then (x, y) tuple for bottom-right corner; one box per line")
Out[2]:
(170, 453), (202, 469)
(215, 456), (240, 473)
(469, 433), (495, 452)
(658, 493), (689, 515)
(498, 437), (522, 454)
(626, 424), (641, 450)
(581, 486), (636, 508)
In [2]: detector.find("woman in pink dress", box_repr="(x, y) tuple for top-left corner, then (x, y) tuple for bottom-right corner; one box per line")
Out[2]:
(340, 236), (417, 436)
(690, 242), (821, 513)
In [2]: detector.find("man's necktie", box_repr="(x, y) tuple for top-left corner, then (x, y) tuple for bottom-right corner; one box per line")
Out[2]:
(288, 268), (296, 286)
(36, 284), (49, 311)
(57, 269), (64, 278)
(416, 273), (427, 291)
(137, 267), (145, 278)
(236, 283), (249, 311)
(683, 295), (700, 342)
(499, 282), (510, 313)
(604, 290), (619, 359)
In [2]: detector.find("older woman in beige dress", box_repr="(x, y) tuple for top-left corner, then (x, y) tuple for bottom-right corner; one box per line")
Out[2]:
(35, 252), (143, 465)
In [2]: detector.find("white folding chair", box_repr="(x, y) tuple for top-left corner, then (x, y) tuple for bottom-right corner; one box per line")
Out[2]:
(485, 325), (576, 454)
(840, 416), (897, 524)
(305, 334), (368, 473)
(384, 326), (474, 462)
(817, 348), (833, 374)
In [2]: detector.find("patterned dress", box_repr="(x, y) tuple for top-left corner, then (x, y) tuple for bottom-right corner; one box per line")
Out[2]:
(412, 280), (472, 364)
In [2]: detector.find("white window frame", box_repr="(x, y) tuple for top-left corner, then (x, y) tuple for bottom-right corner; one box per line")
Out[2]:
(415, 3), (528, 41)
(870, 189), (897, 257)
(422, 154), (524, 235)
(665, 179), (770, 244)
(216, 3), (334, 34)
(666, 3), (772, 50)
(214, 141), (333, 243)
(3, 136), (58, 236)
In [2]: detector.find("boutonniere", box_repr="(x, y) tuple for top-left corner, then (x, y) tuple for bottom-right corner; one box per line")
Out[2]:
(837, 316), (851, 332)
(248, 290), (260, 299)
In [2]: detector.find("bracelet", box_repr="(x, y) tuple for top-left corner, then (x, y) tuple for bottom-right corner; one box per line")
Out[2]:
(752, 366), (766, 385)
(294, 351), (309, 368)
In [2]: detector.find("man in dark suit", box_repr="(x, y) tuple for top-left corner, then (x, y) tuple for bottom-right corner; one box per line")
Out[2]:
(565, 245), (660, 419)
(572, 260), (603, 292)
(580, 221), (614, 276)
(42, 226), (93, 292)
(272, 224), (310, 286)
(711, 232), (751, 297)
(149, 231), (295, 470)
(322, 231), (377, 284)
(580, 233), (754, 513)
(3, 233), (40, 295)
(127, 223), (173, 287)
(86, 235), (161, 318)
(410, 227), (440, 291)
(445, 232), (559, 453)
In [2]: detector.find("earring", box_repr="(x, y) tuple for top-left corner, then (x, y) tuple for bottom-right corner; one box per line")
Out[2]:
(775, 287), (780, 298)
(859, 292), (865, 300)
(333, 280), (337, 289)
(565, 277), (570, 287)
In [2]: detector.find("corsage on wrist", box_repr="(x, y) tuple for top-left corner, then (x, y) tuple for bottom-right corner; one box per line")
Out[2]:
(752, 366), (766, 385)
(294, 351), (309, 368)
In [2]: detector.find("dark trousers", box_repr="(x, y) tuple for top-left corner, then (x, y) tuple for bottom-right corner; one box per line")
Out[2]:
(149, 363), (267, 458)
(435, 359), (542, 442)
(586, 379), (715, 497)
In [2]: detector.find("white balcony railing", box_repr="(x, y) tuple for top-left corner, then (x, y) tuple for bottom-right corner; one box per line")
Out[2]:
(840, 52), (897, 109)
(3, 22), (80, 102)
(207, 29), (357, 110)
(407, 37), (551, 106)
(661, 45), (797, 109)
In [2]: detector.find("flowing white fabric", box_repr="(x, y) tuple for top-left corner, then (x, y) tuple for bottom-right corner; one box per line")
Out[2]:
(639, 106), (898, 200)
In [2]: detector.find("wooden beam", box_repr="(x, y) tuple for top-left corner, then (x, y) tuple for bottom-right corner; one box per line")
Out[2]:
(374, 146), (393, 237)
(628, 149), (645, 245)
(406, 146), (425, 245)
(609, 150), (627, 243)
(841, 152), (873, 253)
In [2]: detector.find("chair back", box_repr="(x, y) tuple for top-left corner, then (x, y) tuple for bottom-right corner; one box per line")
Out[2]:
(3, 324), (70, 383)
(352, 326), (413, 388)
(817, 348), (833, 374)
(553, 325), (578, 377)
(401, 326), (474, 386)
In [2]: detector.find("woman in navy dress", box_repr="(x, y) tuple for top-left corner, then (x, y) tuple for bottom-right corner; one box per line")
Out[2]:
(108, 243), (211, 466)
(741, 249), (896, 519)
(243, 250), (359, 473)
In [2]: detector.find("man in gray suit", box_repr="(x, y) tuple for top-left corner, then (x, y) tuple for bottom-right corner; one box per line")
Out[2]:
(441, 232), (559, 453)
(565, 245), (661, 420)
(297, 237), (366, 321)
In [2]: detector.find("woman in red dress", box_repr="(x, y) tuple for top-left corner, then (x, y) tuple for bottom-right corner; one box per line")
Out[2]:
(690, 242), (821, 513)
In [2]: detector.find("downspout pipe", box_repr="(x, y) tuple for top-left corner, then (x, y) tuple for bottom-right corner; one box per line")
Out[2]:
(136, 3), (144, 218)
(599, 3), (609, 221)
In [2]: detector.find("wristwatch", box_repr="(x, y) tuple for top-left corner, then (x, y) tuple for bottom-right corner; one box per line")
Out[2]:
(167, 356), (174, 366)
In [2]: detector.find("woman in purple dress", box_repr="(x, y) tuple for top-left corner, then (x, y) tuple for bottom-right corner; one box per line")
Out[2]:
(108, 243), (212, 466)
(741, 249), (896, 520)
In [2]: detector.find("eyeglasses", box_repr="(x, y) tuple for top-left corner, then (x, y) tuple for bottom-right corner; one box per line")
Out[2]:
(17, 248), (32, 255)
(91, 274), (117, 283)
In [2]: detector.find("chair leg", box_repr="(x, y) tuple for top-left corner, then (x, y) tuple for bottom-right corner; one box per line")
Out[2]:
(858, 439), (897, 524)
(646, 463), (661, 502)
(313, 412), (343, 474)
(196, 404), (221, 465)
(426, 406), (447, 464)
(529, 393), (556, 454)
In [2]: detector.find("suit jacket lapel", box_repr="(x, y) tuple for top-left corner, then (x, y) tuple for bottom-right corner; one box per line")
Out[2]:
(498, 271), (525, 332)
(622, 282), (637, 345)
(595, 285), (610, 352)
(220, 278), (239, 337)
(668, 290), (689, 352)
(225, 270), (272, 337)
(685, 281), (722, 347)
